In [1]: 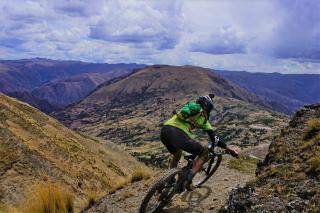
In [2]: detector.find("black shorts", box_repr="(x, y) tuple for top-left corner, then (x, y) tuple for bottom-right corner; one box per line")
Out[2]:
(160, 125), (203, 155)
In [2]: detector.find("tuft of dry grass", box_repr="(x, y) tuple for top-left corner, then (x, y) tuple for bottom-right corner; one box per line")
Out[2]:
(22, 183), (74, 213)
(109, 177), (128, 194)
(228, 155), (259, 174)
(109, 167), (151, 194)
(308, 156), (320, 175)
(84, 191), (98, 209)
(129, 168), (151, 183)
(304, 119), (320, 140)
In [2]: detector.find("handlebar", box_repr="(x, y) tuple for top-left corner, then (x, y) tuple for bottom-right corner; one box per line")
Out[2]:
(208, 142), (239, 158)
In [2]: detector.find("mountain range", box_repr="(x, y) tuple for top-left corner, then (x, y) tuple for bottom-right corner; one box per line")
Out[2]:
(1, 59), (318, 116)
(1, 58), (319, 212)
(216, 70), (320, 114)
(0, 58), (144, 112)
(55, 65), (289, 167)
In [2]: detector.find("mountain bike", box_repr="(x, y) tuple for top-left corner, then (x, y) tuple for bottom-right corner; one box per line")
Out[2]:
(139, 143), (229, 213)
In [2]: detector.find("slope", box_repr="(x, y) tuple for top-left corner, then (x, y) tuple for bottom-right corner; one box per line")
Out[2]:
(0, 92), (149, 211)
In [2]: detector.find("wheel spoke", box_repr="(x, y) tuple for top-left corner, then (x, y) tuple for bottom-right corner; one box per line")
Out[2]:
(140, 170), (181, 213)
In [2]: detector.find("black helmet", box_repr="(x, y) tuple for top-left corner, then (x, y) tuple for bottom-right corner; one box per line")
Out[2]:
(196, 94), (215, 116)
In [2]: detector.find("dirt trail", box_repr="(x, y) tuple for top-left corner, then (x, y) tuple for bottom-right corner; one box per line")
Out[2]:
(85, 144), (269, 213)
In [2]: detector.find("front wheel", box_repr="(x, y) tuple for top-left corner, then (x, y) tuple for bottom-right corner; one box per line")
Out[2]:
(193, 154), (223, 187)
(139, 168), (182, 213)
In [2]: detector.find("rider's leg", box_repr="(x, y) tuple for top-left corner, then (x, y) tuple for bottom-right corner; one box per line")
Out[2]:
(170, 150), (182, 168)
(192, 146), (209, 173)
(184, 147), (209, 188)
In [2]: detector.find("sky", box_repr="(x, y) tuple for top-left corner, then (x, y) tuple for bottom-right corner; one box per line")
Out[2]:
(1, 0), (320, 74)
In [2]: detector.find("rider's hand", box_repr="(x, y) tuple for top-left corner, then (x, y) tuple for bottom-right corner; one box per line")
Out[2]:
(226, 147), (239, 158)
(214, 136), (220, 144)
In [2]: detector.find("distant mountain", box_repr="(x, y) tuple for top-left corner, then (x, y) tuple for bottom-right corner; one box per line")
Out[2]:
(31, 72), (128, 107)
(7, 90), (62, 113)
(55, 65), (288, 167)
(0, 92), (148, 211)
(223, 104), (320, 212)
(0, 58), (144, 112)
(215, 70), (320, 114)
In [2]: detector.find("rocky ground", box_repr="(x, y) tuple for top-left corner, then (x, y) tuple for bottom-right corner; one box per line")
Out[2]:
(84, 144), (268, 213)
(222, 104), (320, 212)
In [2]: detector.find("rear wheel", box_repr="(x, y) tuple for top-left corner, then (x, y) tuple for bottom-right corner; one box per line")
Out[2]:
(193, 154), (222, 187)
(139, 168), (182, 213)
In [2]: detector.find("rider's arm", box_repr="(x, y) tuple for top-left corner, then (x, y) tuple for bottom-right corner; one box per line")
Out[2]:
(204, 129), (227, 148)
(205, 130), (239, 157)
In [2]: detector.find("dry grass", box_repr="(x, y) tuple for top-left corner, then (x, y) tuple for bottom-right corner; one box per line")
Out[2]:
(308, 156), (320, 175)
(22, 183), (74, 213)
(228, 155), (259, 174)
(0, 204), (19, 213)
(109, 167), (151, 194)
(304, 119), (320, 140)
(109, 177), (128, 194)
(129, 168), (151, 183)
(83, 191), (98, 209)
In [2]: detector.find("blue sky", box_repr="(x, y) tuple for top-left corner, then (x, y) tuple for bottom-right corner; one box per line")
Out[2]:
(1, 0), (320, 73)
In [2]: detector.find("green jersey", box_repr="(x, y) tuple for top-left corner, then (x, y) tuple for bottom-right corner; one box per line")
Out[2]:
(164, 101), (213, 138)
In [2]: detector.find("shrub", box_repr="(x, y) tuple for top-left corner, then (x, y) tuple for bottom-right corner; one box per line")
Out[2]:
(23, 183), (74, 213)
(304, 119), (320, 140)
(308, 156), (320, 175)
(228, 155), (259, 174)
(258, 117), (274, 125)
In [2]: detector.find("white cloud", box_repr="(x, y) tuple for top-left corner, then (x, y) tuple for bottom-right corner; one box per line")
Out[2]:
(0, 0), (319, 74)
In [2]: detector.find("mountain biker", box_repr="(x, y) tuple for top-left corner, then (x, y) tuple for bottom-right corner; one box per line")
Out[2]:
(161, 94), (239, 190)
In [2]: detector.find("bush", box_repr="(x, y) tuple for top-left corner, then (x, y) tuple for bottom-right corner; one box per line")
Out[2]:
(228, 155), (259, 174)
(308, 156), (320, 175)
(23, 183), (74, 213)
(304, 119), (320, 140)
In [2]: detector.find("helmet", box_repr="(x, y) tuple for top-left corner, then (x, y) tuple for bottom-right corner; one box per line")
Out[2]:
(196, 94), (215, 116)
